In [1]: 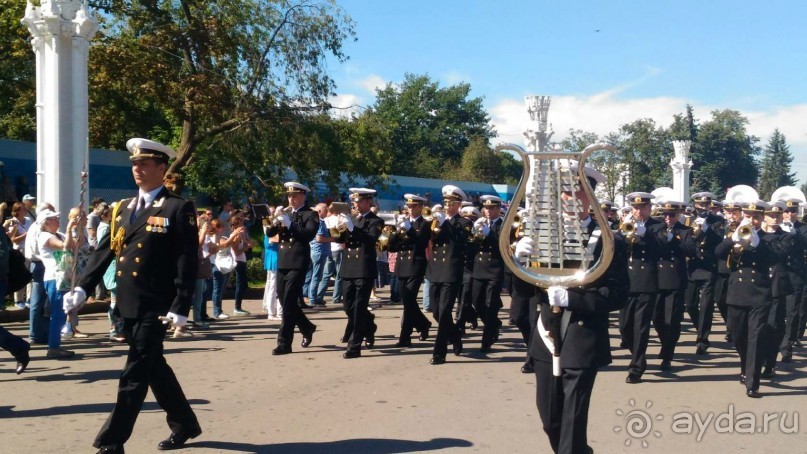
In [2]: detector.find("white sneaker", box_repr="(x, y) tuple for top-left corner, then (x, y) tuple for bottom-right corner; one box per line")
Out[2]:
(172, 329), (194, 339)
(233, 309), (251, 316)
(216, 313), (230, 320)
(267, 315), (282, 320)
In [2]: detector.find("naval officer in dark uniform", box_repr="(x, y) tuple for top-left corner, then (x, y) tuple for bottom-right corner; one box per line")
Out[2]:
(652, 201), (695, 371)
(336, 188), (383, 358)
(715, 200), (777, 398)
(66, 138), (202, 453)
(426, 185), (472, 365)
(516, 161), (629, 454)
(388, 193), (432, 347)
(760, 201), (793, 378)
(779, 197), (806, 363)
(619, 192), (664, 384)
(265, 182), (319, 355)
(471, 195), (506, 352)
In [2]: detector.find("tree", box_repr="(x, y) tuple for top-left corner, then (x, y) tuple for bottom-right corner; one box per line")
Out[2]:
(757, 129), (796, 199)
(692, 109), (760, 196)
(0, 0), (36, 141)
(559, 130), (626, 204)
(87, 0), (357, 186)
(458, 137), (501, 182)
(371, 73), (495, 178)
(616, 119), (672, 193)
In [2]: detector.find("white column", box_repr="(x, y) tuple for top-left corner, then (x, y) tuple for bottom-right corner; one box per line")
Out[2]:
(21, 0), (97, 225)
(670, 140), (693, 203)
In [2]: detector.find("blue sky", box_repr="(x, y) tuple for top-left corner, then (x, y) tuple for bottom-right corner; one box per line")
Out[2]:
(328, 0), (807, 185)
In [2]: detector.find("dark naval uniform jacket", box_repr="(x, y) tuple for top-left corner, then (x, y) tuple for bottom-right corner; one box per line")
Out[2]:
(78, 187), (198, 319)
(786, 221), (807, 288)
(471, 217), (504, 281)
(621, 216), (663, 294)
(425, 213), (473, 284)
(529, 225), (630, 369)
(388, 215), (430, 278)
(337, 211), (383, 279)
(688, 214), (725, 280)
(657, 222), (696, 291)
(265, 205), (319, 270)
(763, 227), (794, 299)
(715, 230), (777, 306)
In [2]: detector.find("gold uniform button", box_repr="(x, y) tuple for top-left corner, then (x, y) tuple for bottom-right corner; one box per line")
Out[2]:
(117, 271), (122, 277)
(119, 257), (125, 263)
(135, 257), (141, 263)
(132, 272), (138, 277)
(137, 243), (143, 248)
(739, 278), (743, 282)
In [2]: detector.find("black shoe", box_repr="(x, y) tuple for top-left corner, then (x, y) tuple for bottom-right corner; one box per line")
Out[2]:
(520, 362), (535, 374)
(365, 324), (377, 349)
(339, 336), (348, 343)
(695, 345), (707, 355)
(625, 373), (642, 384)
(430, 356), (446, 365)
(419, 322), (432, 341)
(746, 389), (762, 398)
(781, 352), (792, 363)
(480, 343), (492, 354)
(15, 345), (30, 375)
(739, 375), (746, 385)
(96, 446), (125, 454)
(470, 320), (479, 330)
(453, 339), (463, 356)
(724, 333), (733, 342)
(394, 339), (412, 348)
(761, 368), (776, 379)
(272, 346), (292, 356)
(795, 339), (803, 348)
(343, 350), (361, 359)
(660, 360), (672, 371)
(301, 325), (316, 348)
(157, 428), (202, 450)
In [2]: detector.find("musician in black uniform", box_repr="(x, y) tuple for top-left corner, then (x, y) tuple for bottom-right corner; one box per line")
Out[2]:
(516, 162), (629, 454)
(388, 194), (432, 347)
(426, 185), (472, 365)
(457, 205), (480, 334)
(715, 200), (777, 398)
(507, 208), (539, 373)
(266, 182), (319, 356)
(652, 201), (696, 371)
(714, 200), (743, 342)
(337, 188), (383, 358)
(761, 201), (793, 378)
(780, 198), (806, 363)
(67, 139), (202, 453)
(471, 195), (506, 352)
(684, 192), (725, 355)
(619, 192), (664, 384)
(600, 200), (620, 230)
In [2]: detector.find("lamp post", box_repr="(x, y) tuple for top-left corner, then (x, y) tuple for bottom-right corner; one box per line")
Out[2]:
(670, 140), (693, 203)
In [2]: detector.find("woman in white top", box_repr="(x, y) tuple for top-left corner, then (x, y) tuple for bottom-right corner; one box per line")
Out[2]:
(5, 202), (29, 307)
(37, 209), (78, 359)
(229, 211), (254, 316)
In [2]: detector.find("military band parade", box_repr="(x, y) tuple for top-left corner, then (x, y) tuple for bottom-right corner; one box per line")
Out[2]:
(3, 137), (807, 454)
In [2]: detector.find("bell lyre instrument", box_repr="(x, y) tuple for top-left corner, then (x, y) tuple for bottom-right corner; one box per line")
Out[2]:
(496, 142), (617, 376)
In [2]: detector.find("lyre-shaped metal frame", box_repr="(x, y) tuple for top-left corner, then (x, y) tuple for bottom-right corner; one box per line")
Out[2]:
(496, 142), (617, 289)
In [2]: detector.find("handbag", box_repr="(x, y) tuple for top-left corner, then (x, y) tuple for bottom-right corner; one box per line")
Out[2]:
(214, 247), (235, 274)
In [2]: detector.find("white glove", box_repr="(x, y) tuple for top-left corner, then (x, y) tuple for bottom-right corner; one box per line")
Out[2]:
(63, 287), (87, 313)
(694, 217), (705, 226)
(514, 236), (534, 258)
(399, 219), (411, 231)
(341, 213), (355, 232)
(731, 228), (740, 242)
(547, 286), (569, 308)
(432, 211), (447, 225)
(474, 218), (490, 236)
(160, 312), (188, 327)
(278, 213), (291, 229)
(635, 223), (646, 237)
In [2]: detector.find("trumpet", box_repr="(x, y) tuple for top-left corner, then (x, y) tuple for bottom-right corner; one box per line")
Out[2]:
(512, 213), (524, 240)
(619, 220), (637, 243)
(376, 225), (395, 251)
(269, 206), (293, 228)
(736, 224), (754, 242)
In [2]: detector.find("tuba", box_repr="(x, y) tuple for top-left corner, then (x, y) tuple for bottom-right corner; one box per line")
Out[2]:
(496, 142), (617, 377)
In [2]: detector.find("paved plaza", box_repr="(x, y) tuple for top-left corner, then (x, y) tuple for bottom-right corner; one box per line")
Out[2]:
(1, 293), (806, 453)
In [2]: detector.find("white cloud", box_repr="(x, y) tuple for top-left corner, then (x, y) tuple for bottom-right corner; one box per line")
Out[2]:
(441, 71), (472, 86)
(357, 74), (387, 94)
(489, 92), (807, 183)
(328, 93), (364, 119)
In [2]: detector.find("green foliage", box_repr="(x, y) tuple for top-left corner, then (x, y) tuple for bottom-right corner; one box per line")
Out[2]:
(246, 257), (264, 284)
(617, 118), (672, 193)
(372, 73), (495, 178)
(0, 0), (36, 141)
(757, 129), (796, 200)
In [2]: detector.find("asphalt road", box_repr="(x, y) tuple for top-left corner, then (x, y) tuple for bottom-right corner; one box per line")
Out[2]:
(1, 292), (806, 453)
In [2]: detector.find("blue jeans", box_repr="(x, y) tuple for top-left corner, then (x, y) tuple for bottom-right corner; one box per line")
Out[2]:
(28, 261), (49, 343)
(331, 249), (344, 303)
(193, 279), (207, 321)
(422, 278), (432, 311)
(389, 274), (400, 302)
(304, 250), (328, 303)
(234, 261), (247, 311)
(211, 267), (228, 317)
(44, 280), (66, 350)
(317, 255), (335, 303)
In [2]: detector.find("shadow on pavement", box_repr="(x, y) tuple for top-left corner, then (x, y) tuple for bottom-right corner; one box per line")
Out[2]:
(0, 399), (210, 419)
(191, 437), (473, 453)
